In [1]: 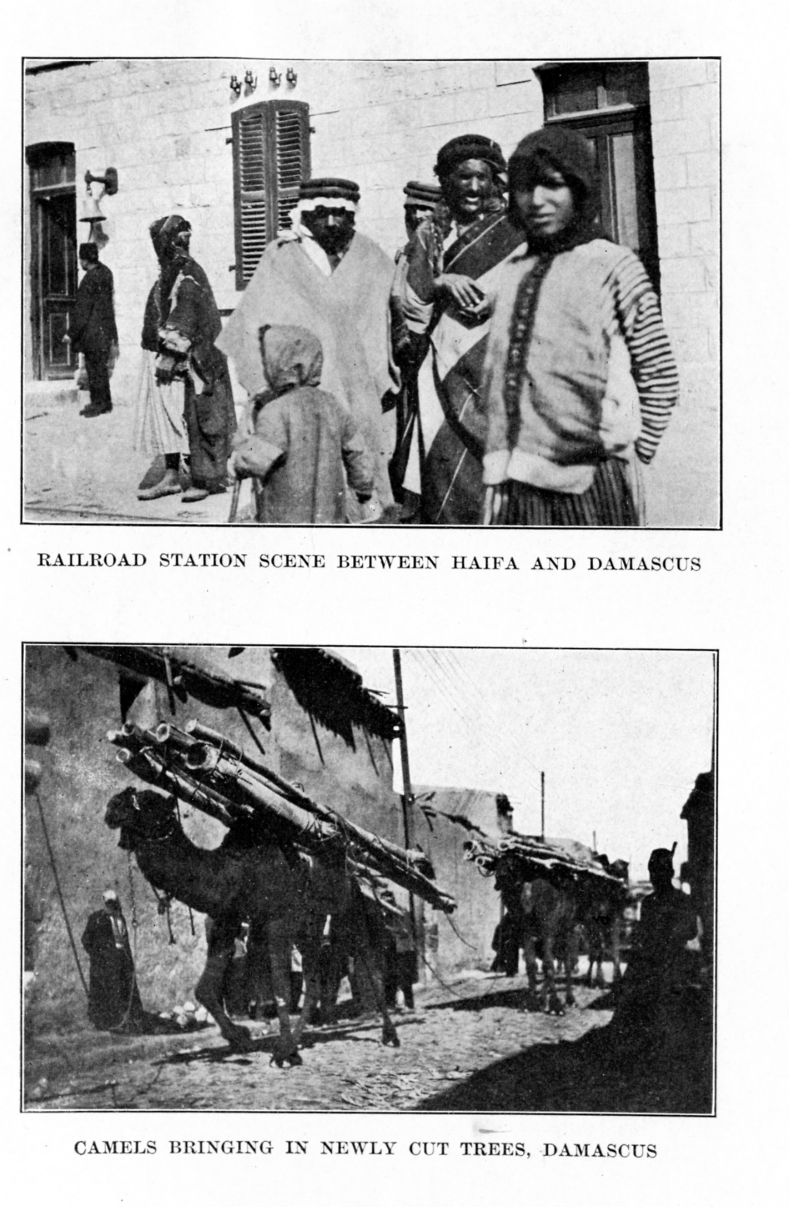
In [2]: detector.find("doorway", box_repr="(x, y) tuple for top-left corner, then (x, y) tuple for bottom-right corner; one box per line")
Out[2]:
(27, 143), (77, 380)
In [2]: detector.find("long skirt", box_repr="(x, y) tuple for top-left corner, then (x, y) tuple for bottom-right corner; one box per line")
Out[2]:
(483, 459), (643, 527)
(133, 350), (188, 457)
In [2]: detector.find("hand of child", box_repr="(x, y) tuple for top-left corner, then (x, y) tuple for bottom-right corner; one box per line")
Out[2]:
(356, 491), (383, 523)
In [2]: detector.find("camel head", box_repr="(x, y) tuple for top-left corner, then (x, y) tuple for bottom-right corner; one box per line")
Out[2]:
(105, 786), (179, 850)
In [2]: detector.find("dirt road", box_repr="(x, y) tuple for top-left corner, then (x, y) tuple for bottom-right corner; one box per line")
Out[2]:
(24, 968), (709, 1115)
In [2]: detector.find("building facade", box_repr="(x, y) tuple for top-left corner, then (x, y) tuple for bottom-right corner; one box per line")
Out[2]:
(24, 58), (720, 525)
(24, 644), (503, 1033)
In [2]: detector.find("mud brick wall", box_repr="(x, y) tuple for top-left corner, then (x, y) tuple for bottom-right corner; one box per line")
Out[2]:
(23, 645), (271, 1033)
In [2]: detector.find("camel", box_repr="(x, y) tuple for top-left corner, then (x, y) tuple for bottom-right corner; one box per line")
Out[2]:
(105, 787), (399, 1064)
(494, 855), (579, 1015)
(583, 859), (629, 988)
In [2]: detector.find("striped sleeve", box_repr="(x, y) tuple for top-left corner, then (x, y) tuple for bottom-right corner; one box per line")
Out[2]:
(605, 251), (680, 465)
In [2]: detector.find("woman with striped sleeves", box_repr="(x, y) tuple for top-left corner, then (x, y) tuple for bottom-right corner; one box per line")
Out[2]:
(481, 126), (679, 526)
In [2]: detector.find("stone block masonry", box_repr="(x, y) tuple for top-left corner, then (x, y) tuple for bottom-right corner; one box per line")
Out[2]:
(24, 58), (720, 524)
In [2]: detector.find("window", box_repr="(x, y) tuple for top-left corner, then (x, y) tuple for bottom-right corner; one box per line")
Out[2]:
(537, 62), (660, 290)
(231, 100), (311, 290)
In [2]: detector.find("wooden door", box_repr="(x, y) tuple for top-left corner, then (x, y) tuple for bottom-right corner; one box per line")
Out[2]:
(28, 143), (77, 379)
(37, 191), (78, 377)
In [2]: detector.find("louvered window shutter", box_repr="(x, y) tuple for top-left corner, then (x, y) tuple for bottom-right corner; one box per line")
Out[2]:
(232, 100), (311, 291)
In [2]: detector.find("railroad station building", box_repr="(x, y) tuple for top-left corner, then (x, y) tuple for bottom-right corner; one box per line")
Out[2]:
(24, 58), (720, 525)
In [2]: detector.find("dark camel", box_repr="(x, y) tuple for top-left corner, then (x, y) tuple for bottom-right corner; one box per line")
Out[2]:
(495, 856), (579, 1015)
(584, 860), (629, 988)
(105, 787), (399, 1064)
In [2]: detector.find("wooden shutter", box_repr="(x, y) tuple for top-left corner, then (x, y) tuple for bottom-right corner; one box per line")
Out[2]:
(232, 100), (311, 290)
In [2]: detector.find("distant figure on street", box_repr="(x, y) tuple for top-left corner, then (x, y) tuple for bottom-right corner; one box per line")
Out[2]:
(613, 847), (698, 1048)
(64, 243), (118, 418)
(491, 905), (522, 977)
(81, 890), (144, 1031)
(384, 908), (417, 1011)
(135, 215), (236, 502)
(217, 178), (399, 522)
(230, 325), (374, 524)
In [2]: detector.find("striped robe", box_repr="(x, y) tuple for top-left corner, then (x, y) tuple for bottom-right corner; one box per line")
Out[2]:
(482, 240), (679, 527)
(399, 208), (526, 525)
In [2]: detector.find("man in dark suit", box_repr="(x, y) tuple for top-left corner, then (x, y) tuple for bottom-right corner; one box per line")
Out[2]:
(81, 890), (144, 1030)
(65, 243), (118, 418)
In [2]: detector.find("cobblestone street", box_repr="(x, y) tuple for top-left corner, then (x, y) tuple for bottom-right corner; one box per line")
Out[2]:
(26, 971), (625, 1113)
(25, 963), (714, 1116)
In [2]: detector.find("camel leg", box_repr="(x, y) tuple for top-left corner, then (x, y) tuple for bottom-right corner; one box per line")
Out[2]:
(351, 912), (399, 1047)
(565, 929), (577, 1008)
(522, 935), (540, 1011)
(267, 919), (301, 1067)
(612, 915), (623, 987)
(196, 915), (254, 1053)
(543, 936), (563, 1015)
(290, 926), (323, 1047)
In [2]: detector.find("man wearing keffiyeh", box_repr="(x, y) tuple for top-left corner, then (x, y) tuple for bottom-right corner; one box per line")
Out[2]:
(217, 179), (399, 523)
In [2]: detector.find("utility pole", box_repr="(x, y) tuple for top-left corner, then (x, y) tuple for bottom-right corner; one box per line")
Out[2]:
(392, 649), (423, 977)
(540, 770), (545, 839)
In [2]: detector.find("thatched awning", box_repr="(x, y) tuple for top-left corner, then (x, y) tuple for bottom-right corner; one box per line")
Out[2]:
(272, 647), (398, 744)
(70, 646), (271, 724)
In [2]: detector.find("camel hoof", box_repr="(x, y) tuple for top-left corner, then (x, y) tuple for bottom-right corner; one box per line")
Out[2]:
(227, 1026), (254, 1053)
(271, 1040), (302, 1068)
(270, 1052), (303, 1068)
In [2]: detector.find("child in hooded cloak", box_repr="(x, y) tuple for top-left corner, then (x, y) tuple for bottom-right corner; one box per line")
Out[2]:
(231, 325), (375, 525)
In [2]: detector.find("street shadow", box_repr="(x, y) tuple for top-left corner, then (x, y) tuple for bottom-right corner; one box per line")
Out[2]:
(423, 980), (613, 1015)
(424, 985), (533, 1013)
(416, 1007), (713, 1115)
(157, 1016), (417, 1067)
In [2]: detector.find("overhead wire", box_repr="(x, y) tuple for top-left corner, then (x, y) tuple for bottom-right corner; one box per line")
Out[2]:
(414, 650), (543, 805)
(442, 650), (544, 777)
(411, 650), (538, 801)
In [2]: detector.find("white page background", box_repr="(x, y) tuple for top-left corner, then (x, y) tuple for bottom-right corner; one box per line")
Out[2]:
(4, 4), (787, 1204)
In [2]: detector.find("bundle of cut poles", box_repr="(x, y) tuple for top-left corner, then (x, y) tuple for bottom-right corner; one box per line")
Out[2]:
(464, 834), (626, 901)
(107, 719), (456, 914)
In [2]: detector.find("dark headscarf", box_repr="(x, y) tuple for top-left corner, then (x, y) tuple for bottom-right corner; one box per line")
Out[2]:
(434, 134), (506, 182)
(507, 125), (601, 253)
(150, 214), (192, 263)
(149, 214), (193, 303)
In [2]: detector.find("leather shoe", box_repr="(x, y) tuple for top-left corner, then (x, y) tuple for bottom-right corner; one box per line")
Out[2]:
(138, 480), (182, 501)
(80, 404), (112, 417)
(181, 487), (210, 503)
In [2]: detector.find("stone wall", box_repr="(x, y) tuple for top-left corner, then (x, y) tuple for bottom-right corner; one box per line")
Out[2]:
(648, 59), (720, 527)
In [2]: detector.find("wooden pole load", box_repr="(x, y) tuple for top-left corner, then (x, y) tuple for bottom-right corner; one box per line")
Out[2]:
(108, 721), (456, 914)
(181, 719), (435, 879)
